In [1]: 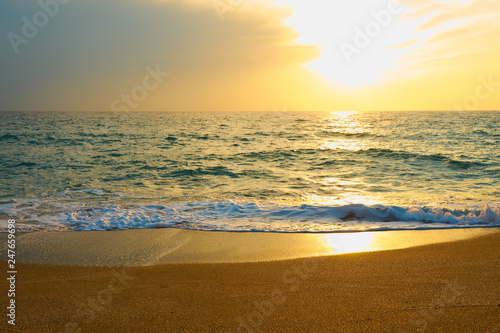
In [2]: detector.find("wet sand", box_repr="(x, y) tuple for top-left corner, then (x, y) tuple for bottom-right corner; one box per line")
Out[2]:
(0, 229), (499, 332)
(1, 227), (496, 265)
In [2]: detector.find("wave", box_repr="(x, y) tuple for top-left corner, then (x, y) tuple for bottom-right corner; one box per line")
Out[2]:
(12, 161), (37, 168)
(1, 199), (498, 233)
(353, 148), (490, 169)
(322, 130), (371, 138)
(165, 136), (178, 141)
(168, 166), (240, 178)
(0, 134), (19, 141)
(226, 148), (492, 171)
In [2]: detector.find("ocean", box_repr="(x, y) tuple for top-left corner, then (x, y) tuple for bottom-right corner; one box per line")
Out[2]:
(0, 111), (499, 232)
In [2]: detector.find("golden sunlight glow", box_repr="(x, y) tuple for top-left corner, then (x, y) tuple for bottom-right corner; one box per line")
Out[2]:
(320, 111), (367, 151)
(307, 193), (380, 207)
(265, 0), (500, 111)
(272, 0), (421, 86)
(330, 111), (357, 119)
(4, 0), (499, 111)
(315, 229), (495, 257)
(323, 232), (375, 254)
(320, 141), (367, 151)
(328, 111), (366, 133)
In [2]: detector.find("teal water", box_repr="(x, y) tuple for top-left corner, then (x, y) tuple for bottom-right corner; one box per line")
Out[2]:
(0, 111), (499, 232)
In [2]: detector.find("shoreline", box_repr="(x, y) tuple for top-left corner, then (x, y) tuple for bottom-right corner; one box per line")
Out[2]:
(0, 227), (498, 266)
(0, 230), (499, 332)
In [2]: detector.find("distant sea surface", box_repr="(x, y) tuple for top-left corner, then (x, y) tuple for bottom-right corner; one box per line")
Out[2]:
(1, 111), (499, 232)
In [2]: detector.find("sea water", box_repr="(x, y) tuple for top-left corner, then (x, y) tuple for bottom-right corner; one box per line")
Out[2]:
(0, 111), (499, 232)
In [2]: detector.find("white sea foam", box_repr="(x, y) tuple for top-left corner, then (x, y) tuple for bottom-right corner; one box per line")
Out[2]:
(1, 199), (499, 233)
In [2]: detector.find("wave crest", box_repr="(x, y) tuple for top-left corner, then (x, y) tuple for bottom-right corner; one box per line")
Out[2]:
(1, 199), (498, 233)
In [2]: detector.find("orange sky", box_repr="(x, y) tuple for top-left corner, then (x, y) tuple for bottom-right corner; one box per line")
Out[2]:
(1, 0), (499, 111)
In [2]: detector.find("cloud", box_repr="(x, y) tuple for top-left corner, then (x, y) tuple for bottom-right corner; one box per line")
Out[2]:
(385, 38), (420, 49)
(394, 0), (500, 65)
(1, 0), (498, 111)
(0, 0), (320, 111)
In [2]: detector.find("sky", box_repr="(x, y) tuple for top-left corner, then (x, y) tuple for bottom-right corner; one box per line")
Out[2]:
(1, 0), (499, 111)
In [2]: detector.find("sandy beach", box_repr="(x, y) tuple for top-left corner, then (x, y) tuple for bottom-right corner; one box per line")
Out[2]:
(1, 228), (499, 332)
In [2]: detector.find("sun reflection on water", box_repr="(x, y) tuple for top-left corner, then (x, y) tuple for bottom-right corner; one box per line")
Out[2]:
(307, 193), (380, 207)
(330, 111), (357, 118)
(321, 111), (369, 151)
(320, 140), (367, 151)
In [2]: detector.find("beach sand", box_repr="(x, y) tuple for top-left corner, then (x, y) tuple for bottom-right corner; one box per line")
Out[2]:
(1, 229), (499, 332)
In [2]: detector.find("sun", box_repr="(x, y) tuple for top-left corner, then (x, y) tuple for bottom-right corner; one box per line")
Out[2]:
(272, 0), (420, 87)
